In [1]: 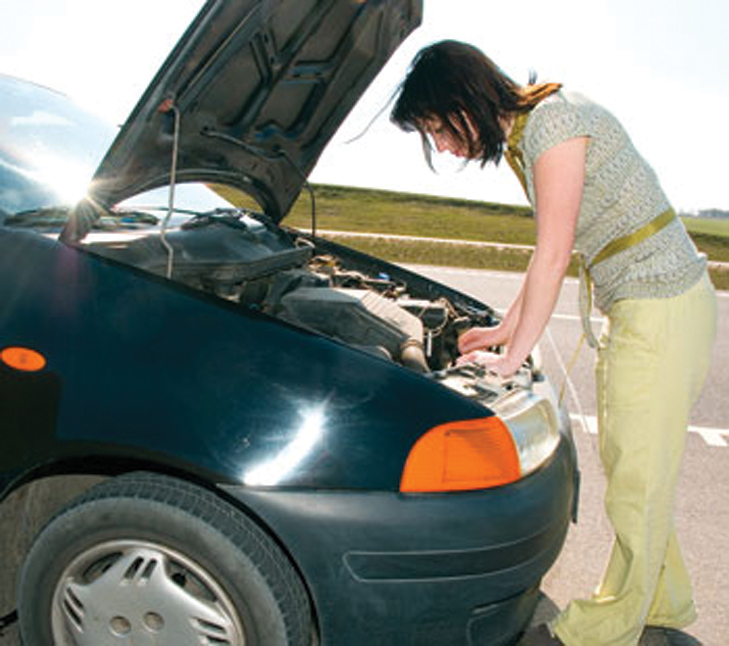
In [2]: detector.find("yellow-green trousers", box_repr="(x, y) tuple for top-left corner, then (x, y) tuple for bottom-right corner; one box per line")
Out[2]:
(552, 273), (717, 646)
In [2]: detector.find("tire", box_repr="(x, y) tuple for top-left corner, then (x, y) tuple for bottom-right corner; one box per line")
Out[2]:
(18, 472), (312, 645)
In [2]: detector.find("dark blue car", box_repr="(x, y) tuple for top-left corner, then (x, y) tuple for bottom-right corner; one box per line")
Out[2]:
(0, 1), (578, 644)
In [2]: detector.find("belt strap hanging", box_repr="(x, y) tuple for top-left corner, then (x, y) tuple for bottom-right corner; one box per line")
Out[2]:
(504, 111), (530, 197)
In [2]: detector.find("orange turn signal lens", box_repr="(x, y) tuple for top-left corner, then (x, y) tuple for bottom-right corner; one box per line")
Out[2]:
(1, 346), (47, 372)
(400, 417), (521, 492)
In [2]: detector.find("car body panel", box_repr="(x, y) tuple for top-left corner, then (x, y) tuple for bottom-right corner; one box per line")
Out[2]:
(0, 226), (493, 495)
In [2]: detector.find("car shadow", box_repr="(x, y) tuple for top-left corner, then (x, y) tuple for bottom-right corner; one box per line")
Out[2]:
(514, 592), (561, 644)
(518, 592), (703, 645)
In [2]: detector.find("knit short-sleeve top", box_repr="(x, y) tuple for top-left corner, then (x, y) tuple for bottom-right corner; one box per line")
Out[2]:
(517, 91), (706, 313)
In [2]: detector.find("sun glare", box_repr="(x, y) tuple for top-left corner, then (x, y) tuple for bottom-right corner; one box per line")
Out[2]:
(30, 153), (92, 205)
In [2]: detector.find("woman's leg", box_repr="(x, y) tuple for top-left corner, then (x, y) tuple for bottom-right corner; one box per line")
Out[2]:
(551, 275), (716, 645)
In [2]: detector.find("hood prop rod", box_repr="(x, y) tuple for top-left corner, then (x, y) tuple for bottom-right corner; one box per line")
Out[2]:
(159, 98), (181, 279)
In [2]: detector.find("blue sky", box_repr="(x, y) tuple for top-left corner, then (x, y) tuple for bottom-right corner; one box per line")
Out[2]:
(1, 0), (727, 212)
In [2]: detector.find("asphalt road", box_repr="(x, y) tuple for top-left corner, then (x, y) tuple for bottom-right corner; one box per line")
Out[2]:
(408, 265), (729, 646)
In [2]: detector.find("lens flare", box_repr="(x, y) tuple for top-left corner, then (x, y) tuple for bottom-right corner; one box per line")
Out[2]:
(244, 405), (326, 486)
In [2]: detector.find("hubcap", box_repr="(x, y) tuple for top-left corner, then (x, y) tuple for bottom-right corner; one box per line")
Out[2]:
(51, 540), (245, 645)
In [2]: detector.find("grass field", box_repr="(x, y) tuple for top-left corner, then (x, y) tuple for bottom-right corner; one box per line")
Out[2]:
(286, 184), (537, 245)
(683, 217), (729, 237)
(218, 183), (729, 290)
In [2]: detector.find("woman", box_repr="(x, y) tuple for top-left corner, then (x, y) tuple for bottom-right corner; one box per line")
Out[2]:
(390, 40), (716, 646)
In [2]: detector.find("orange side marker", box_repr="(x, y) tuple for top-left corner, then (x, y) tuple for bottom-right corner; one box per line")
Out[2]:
(1, 347), (47, 372)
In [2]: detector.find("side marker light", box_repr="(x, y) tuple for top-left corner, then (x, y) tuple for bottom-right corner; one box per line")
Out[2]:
(1, 347), (47, 372)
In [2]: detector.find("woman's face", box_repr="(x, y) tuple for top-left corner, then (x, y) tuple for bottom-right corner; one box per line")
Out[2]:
(422, 113), (477, 159)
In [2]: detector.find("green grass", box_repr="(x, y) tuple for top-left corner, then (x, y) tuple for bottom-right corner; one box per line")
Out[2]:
(287, 184), (537, 245)
(683, 217), (729, 237)
(687, 232), (729, 263)
(682, 218), (729, 275)
(217, 183), (729, 290)
(324, 235), (537, 273)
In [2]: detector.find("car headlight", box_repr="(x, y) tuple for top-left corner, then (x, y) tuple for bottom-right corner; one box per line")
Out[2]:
(400, 390), (560, 493)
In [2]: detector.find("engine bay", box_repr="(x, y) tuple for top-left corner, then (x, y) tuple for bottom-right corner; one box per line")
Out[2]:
(85, 208), (535, 406)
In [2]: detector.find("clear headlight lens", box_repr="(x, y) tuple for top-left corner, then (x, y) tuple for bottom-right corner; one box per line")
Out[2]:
(490, 389), (561, 477)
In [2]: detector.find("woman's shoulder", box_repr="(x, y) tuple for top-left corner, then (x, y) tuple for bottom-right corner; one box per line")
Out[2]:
(530, 90), (601, 122)
(522, 90), (599, 161)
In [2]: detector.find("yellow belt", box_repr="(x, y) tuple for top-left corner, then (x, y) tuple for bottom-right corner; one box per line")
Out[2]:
(578, 207), (677, 348)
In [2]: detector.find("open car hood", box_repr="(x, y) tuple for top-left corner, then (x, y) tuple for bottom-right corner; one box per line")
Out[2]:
(87, 0), (422, 222)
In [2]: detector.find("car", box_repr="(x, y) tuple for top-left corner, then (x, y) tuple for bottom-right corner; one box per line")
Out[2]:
(0, 1), (579, 645)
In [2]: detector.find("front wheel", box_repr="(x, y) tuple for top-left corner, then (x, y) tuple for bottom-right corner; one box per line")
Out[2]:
(18, 472), (312, 645)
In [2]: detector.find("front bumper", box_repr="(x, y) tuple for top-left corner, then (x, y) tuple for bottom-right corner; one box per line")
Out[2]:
(222, 431), (577, 646)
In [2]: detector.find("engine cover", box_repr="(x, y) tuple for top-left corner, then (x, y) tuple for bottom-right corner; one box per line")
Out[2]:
(276, 287), (424, 364)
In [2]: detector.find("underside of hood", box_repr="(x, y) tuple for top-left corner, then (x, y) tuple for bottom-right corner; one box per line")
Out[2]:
(87, 0), (422, 222)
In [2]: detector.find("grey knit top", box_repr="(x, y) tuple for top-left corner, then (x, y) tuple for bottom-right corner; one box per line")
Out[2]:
(517, 91), (706, 313)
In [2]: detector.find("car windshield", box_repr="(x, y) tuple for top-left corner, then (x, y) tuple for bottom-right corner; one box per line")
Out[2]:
(0, 74), (116, 217)
(0, 74), (244, 233)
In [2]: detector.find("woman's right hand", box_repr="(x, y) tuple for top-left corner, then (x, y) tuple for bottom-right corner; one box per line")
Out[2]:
(458, 325), (509, 355)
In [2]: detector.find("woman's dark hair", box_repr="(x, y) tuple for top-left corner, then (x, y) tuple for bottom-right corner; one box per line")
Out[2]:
(391, 40), (561, 167)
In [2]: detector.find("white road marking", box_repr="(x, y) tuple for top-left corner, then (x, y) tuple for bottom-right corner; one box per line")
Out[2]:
(570, 414), (728, 448)
(552, 312), (603, 324)
(488, 305), (602, 324)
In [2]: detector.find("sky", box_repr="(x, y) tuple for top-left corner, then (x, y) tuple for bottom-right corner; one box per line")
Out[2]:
(1, 0), (727, 212)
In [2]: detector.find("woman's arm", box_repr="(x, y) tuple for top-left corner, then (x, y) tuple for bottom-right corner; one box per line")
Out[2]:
(458, 283), (525, 353)
(459, 136), (588, 375)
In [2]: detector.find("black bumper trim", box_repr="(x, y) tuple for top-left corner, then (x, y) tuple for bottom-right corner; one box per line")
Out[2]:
(344, 519), (563, 581)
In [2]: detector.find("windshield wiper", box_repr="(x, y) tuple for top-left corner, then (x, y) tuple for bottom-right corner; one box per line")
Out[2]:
(4, 206), (70, 228)
(6, 206), (160, 230)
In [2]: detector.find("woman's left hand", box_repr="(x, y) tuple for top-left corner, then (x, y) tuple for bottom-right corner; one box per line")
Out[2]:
(456, 350), (521, 377)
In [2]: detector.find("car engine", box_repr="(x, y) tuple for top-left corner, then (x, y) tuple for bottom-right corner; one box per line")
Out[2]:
(86, 210), (536, 404)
